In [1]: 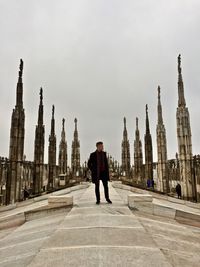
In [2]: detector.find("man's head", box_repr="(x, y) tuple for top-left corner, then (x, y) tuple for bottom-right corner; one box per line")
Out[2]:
(96, 141), (104, 152)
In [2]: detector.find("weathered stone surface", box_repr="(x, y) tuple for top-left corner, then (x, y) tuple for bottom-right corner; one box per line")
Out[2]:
(0, 183), (200, 267)
(153, 204), (176, 219)
(27, 247), (171, 267)
(0, 213), (25, 230)
(128, 194), (153, 203)
(48, 195), (73, 207)
(128, 194), (153, 214)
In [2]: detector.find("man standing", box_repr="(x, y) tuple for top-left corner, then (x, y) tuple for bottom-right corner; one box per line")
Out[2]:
(88, 141), (112, 204)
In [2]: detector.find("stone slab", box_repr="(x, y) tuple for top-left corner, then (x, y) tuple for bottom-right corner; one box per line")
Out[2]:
(48, 195), (73, 207)
(69, 206), (132, 216)
(128, 194), (153, 203)
(27, 247), (172, 267)
(175, 209), (200, 227)
(0, 253), (35, 267)
(153, 204), (176, 219)
(128, 194), (153, 214)
(161, 248), (200, 267)
(42, 227), (153, 248)
(0, 213), (25, 230)
(59, 214), (143, 229)
(25, 206), (71, 221)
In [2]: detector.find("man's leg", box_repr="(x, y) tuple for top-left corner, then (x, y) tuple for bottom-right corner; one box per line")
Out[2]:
(102, 179), (109, 200)
(95, 179), (100, 203)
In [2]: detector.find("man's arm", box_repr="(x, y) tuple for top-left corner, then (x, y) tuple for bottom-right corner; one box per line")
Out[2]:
(104, 152), (109, 168)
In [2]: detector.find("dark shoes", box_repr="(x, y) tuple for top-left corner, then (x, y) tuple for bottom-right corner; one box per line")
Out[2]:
(96, 199), (112, 204)
(106, 199), (112, 204)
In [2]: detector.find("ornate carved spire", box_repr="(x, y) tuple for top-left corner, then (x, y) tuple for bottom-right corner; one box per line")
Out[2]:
(123, 117), (128, 139)
(7, 59), (25, 204)
(62, 118), (65, 129)
(18, 59), (23, 81)
(176, 54), (194, 199)
(136, 117), (138, 130)
(144, 104), (153, 181)
(156, 86), (168, 193)
(74, 118), (77, 129)
(61, 118), (66, 141)
(157, 86), (163, 125)
(135, 117), (140, 140)
(40, 87), (43, 103)
(38, 87), (43, 125)
(134, 117), (143, 182)
(145, 104), (150, 134)
(16, 59), (24, 107)
(124, 117), (126, 128)
(59, 118), (67, 175)
(177, 54), (186, 107)
(51, 105), (55, 135)
(48, 105), (56, 190)
(71, 118), (80, 175)
(121, 117), (130, 176)
(33, 87), (45, 194)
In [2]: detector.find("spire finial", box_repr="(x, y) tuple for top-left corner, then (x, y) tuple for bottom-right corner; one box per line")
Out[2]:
(158, 85), (161, 99)
(124, 117), (126, 127)
(62, 118), (65, 129)
(157, 86), (163, 125)
(52, 105), (55, 118)
(74, 118), (77, 131)
(177, 54), (186, 107)
(19, 59), (23, 79)
(145, 104), (150, 134)
(146, 104), (148, 114)
(136, 117), (138, 129)
(178, 54), (181, 74)
(40, 87), (43, 102)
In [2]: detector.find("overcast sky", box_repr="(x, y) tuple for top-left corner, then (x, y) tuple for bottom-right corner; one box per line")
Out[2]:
(0, 0), (200, 165)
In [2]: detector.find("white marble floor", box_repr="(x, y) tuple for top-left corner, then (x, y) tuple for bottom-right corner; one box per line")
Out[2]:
(0, 182), (200, 267)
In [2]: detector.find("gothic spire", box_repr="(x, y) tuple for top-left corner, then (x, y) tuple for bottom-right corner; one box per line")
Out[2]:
(33, 87), (45, 195)
(121, 116), (130, 176)
(16, 59), (24, 107)
(75, 118), (77, 129)
(71, 118), (80, 175)
(51, 105), (55, 136)
(123, 117), (128, 139)
(40, 87), (43, 103)
(178, 54), (186, 107)
(38, 87), (43, 125)
(74, 118), (78, 139)
(124, 117), (126, 128)
(135, 117), (140, 139)
(145, 104), (150, 134)
(134, 116), (143, 182)
(61, 118), (66, 141)
(157, 86), (163, 125)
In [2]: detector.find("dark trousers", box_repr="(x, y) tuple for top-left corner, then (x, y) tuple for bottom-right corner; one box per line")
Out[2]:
(95, 178), (109, 201)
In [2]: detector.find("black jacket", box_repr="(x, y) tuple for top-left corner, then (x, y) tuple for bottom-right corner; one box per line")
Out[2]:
(88, 151), (110, 183)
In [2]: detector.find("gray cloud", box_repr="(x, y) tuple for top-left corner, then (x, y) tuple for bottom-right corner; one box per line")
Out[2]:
(0, 0), (200, 164)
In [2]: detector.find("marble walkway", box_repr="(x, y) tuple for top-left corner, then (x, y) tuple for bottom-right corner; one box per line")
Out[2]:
(0, 182), (200, 267)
